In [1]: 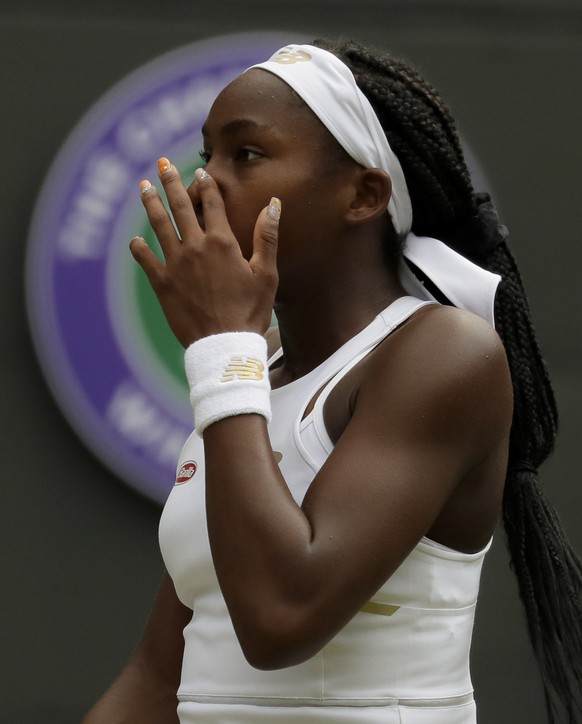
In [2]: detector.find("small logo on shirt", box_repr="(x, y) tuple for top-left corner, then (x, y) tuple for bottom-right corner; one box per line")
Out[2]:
(176, 461), (197, 485)
(221, 357), (265, 382)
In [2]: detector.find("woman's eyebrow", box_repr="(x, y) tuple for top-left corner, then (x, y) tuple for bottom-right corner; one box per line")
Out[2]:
(201, 118), (275, 139)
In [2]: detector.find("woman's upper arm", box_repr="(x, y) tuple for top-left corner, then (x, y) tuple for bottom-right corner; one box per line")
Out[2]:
(301, 308), (513, 613)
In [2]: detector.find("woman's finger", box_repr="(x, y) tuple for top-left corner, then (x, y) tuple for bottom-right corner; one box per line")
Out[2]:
(249, 197), (280, 287)
(129, 235), (166, 292)
(139, 178), (182, 259)
(193, 168), (233, 242)
(157, 158), (202, 243)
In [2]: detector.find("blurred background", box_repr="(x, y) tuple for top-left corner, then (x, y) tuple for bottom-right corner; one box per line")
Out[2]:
(2, 1), (581, 721)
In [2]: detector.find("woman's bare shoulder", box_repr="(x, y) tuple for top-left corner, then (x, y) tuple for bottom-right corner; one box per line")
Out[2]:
(357, 303), (513, 450)
(377, 303), (509, 379)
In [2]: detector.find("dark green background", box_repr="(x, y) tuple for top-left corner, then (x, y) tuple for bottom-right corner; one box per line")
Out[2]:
(2, 1), (581, 721)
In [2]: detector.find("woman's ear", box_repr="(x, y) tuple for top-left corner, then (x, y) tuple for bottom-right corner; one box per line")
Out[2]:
(345, 168), (392, 225)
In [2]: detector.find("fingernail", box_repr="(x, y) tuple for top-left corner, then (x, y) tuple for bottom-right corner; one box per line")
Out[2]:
(267, 197), (281, 223)
(157, 157), (172, 174)
(195, 167), (210, 182)
(139, 179), (153, 194)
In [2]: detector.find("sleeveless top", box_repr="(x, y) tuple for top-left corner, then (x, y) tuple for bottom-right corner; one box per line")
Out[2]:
(158, 296), (490, 723)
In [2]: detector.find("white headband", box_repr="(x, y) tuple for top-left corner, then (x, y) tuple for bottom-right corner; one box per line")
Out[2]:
(249, 44), (500, 326)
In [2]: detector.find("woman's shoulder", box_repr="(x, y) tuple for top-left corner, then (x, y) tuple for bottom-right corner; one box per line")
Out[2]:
(380, 302), (508, 377)
(325, 302), (512, 448)
(357, 302), (513, 438)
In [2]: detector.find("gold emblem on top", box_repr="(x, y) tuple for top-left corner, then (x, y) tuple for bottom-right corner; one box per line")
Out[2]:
(271, 48), (312, 65)
(221, 357), (265, 382)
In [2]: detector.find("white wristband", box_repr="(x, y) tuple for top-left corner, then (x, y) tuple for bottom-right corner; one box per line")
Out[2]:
(184, 332), (271, 436)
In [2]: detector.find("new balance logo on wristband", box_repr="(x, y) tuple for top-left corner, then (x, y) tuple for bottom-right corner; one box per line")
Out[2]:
(221, 357), (265, 382)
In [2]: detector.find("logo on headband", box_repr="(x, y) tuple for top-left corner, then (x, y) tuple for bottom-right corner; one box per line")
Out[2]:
(271, 47), (312, 64)
(25, 32), (295, 505)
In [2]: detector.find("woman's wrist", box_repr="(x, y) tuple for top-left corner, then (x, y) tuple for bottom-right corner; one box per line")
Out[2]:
(184, 332), (271, 436)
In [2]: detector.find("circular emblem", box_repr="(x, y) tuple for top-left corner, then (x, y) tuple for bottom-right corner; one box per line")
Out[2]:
(25, 32), (294, 504)
(176, 461), (198, 485)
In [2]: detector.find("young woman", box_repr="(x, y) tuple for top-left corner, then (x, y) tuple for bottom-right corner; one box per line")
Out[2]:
(85, 41), (582, 723)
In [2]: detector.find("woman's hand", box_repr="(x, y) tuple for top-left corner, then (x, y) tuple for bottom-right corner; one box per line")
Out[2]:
(129, 158), (280, 348)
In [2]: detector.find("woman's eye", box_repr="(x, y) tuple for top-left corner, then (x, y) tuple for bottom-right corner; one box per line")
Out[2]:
(199, 150), (211, 164)
(236, 148), (262, 162)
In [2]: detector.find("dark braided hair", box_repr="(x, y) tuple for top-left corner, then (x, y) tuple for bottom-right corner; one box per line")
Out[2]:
(314, 38), (582, 723)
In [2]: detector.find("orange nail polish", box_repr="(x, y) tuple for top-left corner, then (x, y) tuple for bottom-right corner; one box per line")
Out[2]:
(158, 157), (172, 174)
(139, 179), (152, 194)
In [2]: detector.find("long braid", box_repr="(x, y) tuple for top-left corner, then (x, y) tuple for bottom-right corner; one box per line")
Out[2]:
(315, 38), (582, 722)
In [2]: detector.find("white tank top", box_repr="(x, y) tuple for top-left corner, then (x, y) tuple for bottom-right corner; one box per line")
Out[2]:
(159, 296), (490, 723)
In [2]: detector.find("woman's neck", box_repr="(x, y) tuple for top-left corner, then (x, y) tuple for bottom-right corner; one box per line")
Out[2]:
(272, 260), (405, 384)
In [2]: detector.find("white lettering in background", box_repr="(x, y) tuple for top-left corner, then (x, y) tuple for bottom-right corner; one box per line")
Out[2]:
(56, 71), (236, 261)
(115, 73), (232, 163)
(57, 153), (131, 260)
(107, 382), (188, 467)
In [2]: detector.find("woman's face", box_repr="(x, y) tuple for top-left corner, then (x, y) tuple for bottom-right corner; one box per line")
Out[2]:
(188, 69), (358, 282)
